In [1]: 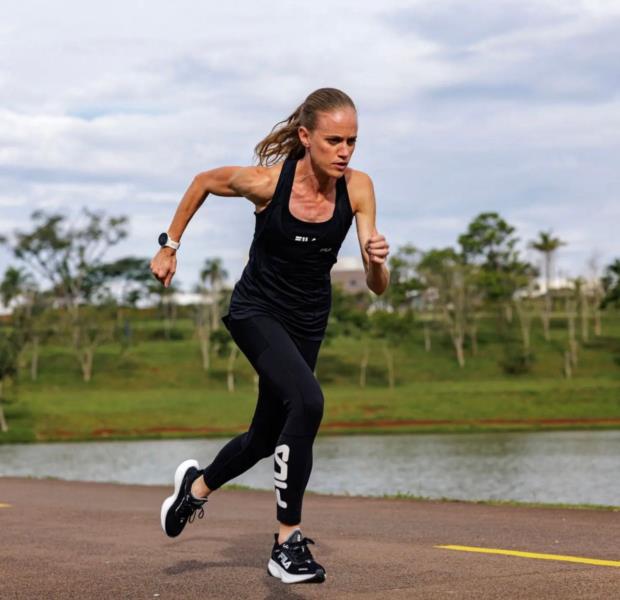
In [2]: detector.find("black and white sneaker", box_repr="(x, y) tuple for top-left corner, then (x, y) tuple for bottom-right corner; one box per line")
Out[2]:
(267, 529), (326, 584)
(160, 459), (207, 537)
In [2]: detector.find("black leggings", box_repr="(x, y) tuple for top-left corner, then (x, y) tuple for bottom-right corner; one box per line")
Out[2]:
(202, 315), (323, 525)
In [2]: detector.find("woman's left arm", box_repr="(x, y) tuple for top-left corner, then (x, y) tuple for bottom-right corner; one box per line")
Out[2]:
(350, 171), (390, 295)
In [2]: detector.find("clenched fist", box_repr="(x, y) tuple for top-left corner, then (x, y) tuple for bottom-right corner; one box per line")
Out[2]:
(150, 248), (177, 288)
(364, 231), (390, 265)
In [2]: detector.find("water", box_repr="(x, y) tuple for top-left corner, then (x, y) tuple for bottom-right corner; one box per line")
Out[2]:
(1, 430), (619, 506)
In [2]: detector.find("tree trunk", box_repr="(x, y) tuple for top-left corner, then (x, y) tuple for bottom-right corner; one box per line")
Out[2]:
(453, 334), (465, 368)
(563, 350), (572, 379)
(423, 324), (431, 352)
(227, 345), (238, 392)
(514, 301), (531, 354)
(164, 310), (171, 340)
(359, 343), (369, 388)
(504, 303), (513, 324)
(211, 295), (220, 332)
(0, 380), (8, 432)
(197, 324), (211, 372)
(30, 335), (39, 381)
(382, 344), (395, 389)
(541, 304), (551, 342)
(0, 378), (9, 431)
(580, 289), (589, 342)
(567, 305), (578, 367)
(594, 308), (602, 337)
(81, 347), (94, 382)
(468, 322), (478, 356)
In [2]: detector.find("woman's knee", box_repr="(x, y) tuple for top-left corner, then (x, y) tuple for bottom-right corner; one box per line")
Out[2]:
(303, 383), (324, 426)
(243, 427), (279, 459)
(286, 381), (323, 436)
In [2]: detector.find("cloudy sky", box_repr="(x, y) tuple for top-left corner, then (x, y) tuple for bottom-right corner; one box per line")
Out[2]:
(1, 0), (618, 293)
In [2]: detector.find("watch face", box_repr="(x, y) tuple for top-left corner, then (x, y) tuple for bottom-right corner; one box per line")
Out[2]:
(158, 232), (168, 246)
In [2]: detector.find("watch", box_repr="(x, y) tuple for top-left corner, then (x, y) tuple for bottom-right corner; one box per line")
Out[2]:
(158, 232), (180, 250)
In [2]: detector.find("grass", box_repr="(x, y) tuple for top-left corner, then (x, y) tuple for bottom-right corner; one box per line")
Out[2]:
(1, 311), (619, 443)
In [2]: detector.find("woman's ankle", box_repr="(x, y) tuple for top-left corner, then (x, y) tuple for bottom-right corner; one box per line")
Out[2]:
(278, 523), (301, 544)
(190, 476), (211, 499)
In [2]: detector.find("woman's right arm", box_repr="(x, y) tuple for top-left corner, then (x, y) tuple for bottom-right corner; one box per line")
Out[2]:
(149, 166), (275, 287)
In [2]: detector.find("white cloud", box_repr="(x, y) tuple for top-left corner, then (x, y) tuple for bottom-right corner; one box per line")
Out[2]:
(1, 0), (619, 290)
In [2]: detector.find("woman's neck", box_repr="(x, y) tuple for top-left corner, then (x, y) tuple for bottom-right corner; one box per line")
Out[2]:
(296, 154), (336, 196)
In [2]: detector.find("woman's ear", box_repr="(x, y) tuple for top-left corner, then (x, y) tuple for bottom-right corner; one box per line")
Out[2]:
(298, 126), (311, 149)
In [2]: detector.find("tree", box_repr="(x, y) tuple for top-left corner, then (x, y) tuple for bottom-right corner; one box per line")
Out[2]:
(385, 245), (423, 312)
(327, 285), (372, 387)
(199, 258), (228, 331)
(459, 212), (533, 325)
(418, 248), (480, 368)
(529, 231), (566, 340)
(369, 310), (412, 388)
(87, 256), (152, 354)
(602, 259), (620, 309)
(1, 209), (128, 382)
(147, 279), (181, 340)
(0, 329), (20, 432)
(586, 255), (604, 336)
(211, 327), (239, 392)
(1, 267), (54, 381)
(192, 258), (229, 372)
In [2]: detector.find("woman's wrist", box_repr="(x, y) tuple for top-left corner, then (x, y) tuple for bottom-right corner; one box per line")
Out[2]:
(367, 262), (389, 295)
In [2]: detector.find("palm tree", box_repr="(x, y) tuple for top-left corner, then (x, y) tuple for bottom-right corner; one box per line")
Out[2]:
(199, 258), (228, 331)
(1, 267), (34, 310)
(529, 231), (566, 340)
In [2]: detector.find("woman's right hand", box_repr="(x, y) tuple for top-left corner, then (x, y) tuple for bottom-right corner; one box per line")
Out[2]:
(150, 248), (177, 288)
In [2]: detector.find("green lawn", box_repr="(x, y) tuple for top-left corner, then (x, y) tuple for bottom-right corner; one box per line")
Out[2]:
(1, 311), (619, 443)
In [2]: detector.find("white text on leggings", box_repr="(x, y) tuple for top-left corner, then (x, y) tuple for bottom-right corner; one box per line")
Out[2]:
(274, 444), (290, 509)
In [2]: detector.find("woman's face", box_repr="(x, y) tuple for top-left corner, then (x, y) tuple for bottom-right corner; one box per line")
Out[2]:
(299, 107), (358, 178)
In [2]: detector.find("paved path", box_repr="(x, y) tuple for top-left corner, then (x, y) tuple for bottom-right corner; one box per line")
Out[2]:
(1, 477), (618, 599)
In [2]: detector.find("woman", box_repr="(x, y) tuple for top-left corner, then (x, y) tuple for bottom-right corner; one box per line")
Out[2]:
(150, 88), (390, 584)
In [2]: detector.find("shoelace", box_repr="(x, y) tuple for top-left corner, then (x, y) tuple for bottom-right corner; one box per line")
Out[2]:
(288, 537), (315, 563)
(176, 494), (206, 523)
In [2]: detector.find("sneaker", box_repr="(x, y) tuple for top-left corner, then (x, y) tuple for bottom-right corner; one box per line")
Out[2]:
(160, 459), (207, 537)
(267, 529), (326, 584)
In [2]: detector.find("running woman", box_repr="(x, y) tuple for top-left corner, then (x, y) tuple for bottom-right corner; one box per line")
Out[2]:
(150, 88), (390, 584)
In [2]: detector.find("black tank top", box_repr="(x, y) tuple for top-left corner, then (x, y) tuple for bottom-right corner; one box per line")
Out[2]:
(224, 157), (355, 340)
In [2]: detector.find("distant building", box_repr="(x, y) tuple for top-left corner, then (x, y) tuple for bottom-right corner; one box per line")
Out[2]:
(330, 256), (367, 295)
(0, 301), (11, 317)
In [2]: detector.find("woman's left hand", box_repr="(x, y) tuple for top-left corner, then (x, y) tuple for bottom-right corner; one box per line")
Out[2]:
(365, 232), (390, 265)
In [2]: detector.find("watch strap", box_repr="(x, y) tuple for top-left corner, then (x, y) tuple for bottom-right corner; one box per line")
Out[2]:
(165, 237), (180, 250)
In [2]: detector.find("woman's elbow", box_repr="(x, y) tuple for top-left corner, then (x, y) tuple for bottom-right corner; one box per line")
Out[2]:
(193, 172), (210, 194)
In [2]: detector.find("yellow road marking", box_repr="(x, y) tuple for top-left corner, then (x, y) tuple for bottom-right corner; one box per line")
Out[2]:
(436, 545), (620, 568)
(0, 503), (11, 509)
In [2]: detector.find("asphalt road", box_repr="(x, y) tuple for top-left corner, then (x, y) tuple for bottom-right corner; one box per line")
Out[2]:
(1, 477), (618, 599)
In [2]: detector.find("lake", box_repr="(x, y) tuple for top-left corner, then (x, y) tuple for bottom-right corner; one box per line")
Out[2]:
(1, 430), (618, 506)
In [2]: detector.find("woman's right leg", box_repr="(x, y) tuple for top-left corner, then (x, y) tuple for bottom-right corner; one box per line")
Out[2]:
(198, 376), (285, 493)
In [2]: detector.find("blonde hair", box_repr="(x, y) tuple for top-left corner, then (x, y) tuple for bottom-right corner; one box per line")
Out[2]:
(254, 88), (356, 167)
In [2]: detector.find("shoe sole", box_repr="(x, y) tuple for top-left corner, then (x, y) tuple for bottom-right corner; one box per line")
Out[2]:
(160, 458), (199, 536)
(267, 559), (326, 584)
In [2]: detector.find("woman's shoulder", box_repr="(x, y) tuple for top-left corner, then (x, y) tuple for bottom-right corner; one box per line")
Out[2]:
(231, 162), (285, 204)
(344, 168), (375, 212)
(345, 167), (373, 189)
